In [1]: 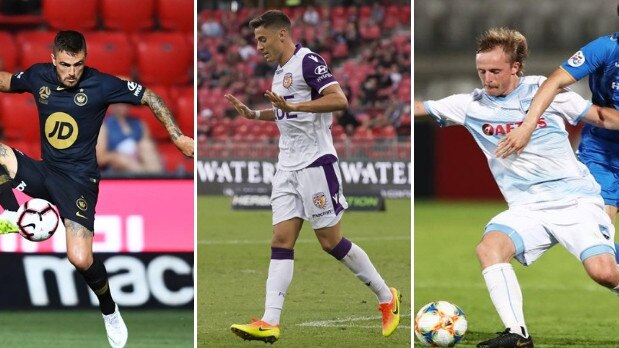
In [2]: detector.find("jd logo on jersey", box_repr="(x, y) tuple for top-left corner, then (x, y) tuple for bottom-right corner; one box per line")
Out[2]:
(46, 112), (78, 149)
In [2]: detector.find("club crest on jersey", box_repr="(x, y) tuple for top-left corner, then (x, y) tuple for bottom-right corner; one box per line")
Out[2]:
(38, 86), (50, 104)
(567, 50), (585, 67)
(313, 192), (327, 209)
(283, 73), (293, 89)
(74, 89), (88, 106)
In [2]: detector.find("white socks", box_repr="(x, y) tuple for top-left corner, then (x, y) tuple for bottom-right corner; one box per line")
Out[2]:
(340, 242), (392, 303)
(261, 259), (293, 325)
(482, 263), (528, 338)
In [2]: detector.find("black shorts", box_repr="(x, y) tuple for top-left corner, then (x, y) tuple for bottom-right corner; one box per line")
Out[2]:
(11, 149), (99, 231)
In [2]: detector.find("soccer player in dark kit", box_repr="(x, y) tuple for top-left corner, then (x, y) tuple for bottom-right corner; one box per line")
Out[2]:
(0, 30), (194, 347)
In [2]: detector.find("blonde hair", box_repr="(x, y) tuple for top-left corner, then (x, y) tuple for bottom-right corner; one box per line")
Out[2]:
(477, 27), (528, 76)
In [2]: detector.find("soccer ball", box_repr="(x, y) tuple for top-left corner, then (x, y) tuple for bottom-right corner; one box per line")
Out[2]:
(414, 301), (467, 347)
(17, 198), (60, 242)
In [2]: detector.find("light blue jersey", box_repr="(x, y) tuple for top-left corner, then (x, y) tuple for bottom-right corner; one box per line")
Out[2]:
(424, 76), (600, 207)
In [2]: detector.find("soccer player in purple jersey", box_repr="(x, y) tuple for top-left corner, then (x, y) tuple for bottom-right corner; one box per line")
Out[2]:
(224, 10), (401, 343)
(0, 31), (194, 347)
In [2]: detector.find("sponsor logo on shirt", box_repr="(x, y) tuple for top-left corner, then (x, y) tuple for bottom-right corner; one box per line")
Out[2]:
(567, 50), (585, 67)
(127, 81), (143, 97)
(481, 118), (547, 136)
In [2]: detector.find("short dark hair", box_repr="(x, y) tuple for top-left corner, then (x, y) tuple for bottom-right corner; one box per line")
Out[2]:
(53, 30), (87, 55)
(249, 10), (291, 31)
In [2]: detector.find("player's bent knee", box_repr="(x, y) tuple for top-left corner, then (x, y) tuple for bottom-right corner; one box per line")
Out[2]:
(584, 255), (619, 289)
(67, 251), (94, 271)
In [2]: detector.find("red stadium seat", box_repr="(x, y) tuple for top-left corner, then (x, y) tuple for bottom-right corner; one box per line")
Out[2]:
(0, 93), (40, 142)
(17, 31), (56, 69)
(135, 32), (192, 86)
(101, 0), (155, 33)
(84, 32), (134, 77)
(174, 86), (195, 137)
(157, 142), (193, 174)
(0, 32), (18, 72)
(42, 0), (97, 31)
(157, 0), (194, 33)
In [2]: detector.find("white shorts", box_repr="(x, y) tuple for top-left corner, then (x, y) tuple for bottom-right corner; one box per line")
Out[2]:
(271, 162), (348, 229)
(485, 197), (615, 266)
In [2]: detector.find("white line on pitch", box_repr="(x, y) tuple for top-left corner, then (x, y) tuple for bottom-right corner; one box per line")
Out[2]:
(298, 314), (411, 329)
(199, 235), (410, 245)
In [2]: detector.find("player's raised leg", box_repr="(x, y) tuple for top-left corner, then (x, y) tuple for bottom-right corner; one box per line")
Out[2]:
(230, 218), (301, 343)
(316, 222), (401, 337)
(65, 219), (127, 348)
(0, 144), (20, 233)
(476, 231), (533, 348)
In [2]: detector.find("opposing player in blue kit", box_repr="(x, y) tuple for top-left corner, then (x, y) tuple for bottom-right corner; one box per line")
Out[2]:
(497, 5), (619, 264)
(0, 31), (194, 347)
(225, 10), (400, 343)
(415, 27), (619, 348)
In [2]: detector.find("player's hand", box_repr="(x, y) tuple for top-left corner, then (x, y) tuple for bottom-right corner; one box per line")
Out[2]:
(495, 122), (536, 158)
(224, 94), (255, 119)
(265, 90), (296, 112)
(173, 134), (194, 158)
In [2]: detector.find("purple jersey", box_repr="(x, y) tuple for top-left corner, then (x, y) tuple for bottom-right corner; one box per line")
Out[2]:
(270, 44), (339, 170)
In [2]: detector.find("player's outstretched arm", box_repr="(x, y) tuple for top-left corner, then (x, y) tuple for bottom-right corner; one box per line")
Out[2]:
(496, 68), (576, 158)
(414, 101), (429, 117)
(264, 84), (348, 114)
(224, 94), (275, 121)
(583, 105), (619, 130)
(141, 88), (194, 158)
(0, 72), (12, 92)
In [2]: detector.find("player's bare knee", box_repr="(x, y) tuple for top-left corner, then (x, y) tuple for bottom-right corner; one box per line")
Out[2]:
(584, 256), (619, 288)
(67, 251), (93, 271)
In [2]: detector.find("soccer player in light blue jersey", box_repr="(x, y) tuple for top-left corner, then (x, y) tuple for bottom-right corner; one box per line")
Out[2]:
(497, 5), (619, 264)
(415, 27), (619, 348)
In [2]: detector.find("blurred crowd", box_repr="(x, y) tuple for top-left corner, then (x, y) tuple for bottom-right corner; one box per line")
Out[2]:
(197, 1), (411, 157)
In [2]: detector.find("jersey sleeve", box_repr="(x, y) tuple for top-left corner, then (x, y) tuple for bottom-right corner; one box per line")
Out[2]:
(99, 73), (146, 106)
(547, 89), (592, 125)
(560, 35), (617, 81)
(301, 53), (338, 94)
(424, 93), (472, 127)
(9, 66), (38, 94)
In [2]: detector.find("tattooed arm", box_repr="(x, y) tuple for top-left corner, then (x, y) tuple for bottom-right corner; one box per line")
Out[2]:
(141, 88), (194, 157)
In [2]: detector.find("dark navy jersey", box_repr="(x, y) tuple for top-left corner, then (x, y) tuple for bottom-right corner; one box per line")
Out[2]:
(10, 63), (145, 181)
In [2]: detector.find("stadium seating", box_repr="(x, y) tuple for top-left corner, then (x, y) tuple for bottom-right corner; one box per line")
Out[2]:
(157, 142), (193, 173)
(0, 31), (18, 72)
(174, 86), (195, 137)
(100, 0), (155, 32)
(42, 0), (97, 31)
(16, 31), (56, 69)
(84, 32), (134, 77)
(157, 0), (194, 33)
(0, 93), (40, 142)
(135, 32), (192, 86)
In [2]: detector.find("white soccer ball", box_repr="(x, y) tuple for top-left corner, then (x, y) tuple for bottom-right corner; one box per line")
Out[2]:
(414, 300), (467, 347)
(17, 198), (60, 242)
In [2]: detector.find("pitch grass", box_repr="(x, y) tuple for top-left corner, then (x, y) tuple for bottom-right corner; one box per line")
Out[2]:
(415, 200), (619, 348)
(197, 196), (411, 347)
(0, 309), (193, 347)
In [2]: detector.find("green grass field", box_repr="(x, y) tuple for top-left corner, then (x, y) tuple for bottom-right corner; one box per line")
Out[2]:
(197, 196), (411, 347)
(415, 200), (619, 348)
(0, 309), (193, 347)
